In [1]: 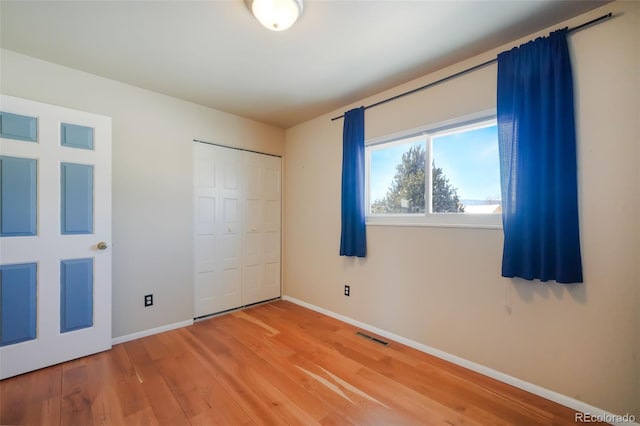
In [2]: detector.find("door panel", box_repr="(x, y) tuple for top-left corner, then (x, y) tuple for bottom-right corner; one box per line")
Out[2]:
(0, 94), (111, 380)
(60, 258), (94, 333)
(221, 234), (241, 269)
(0, 156), (37, 236)
(0, 111), (37, 142)
(223, 197), (239, 225)
(265, 231), (280, 257)
(265, 262), (281, 294)
(60, 123), (94, 150)
(60, 163), (94, 235)
(0, 263), (37, 346)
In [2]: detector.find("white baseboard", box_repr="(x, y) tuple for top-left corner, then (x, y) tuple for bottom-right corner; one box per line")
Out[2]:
(111, 319), (194, 345)
(282, 295), (638, 426)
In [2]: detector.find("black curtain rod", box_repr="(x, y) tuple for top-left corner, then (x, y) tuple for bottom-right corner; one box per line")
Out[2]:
(331, 12), (612, 122)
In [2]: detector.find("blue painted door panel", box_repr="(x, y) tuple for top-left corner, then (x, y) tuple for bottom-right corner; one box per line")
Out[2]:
(0, 111), (38, 142)
(0, 156), (37, 237)
(60, 259), (94, 333)
(61, 123), (94, 150)
(61, 163), (94, 234)
(0, 263), (37, 347)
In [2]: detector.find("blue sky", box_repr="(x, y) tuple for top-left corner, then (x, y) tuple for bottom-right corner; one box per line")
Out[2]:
(370, 125), (501, 203)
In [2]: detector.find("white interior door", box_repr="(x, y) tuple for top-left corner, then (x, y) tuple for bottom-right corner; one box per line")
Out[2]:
(0, 94), (112, 379)
(193, 143), (242, 317)
(193, 143), (281, 318)
(243, 151), (281, 306)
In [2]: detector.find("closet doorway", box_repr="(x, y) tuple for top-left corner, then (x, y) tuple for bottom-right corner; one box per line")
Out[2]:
(193, 141), (281, 318)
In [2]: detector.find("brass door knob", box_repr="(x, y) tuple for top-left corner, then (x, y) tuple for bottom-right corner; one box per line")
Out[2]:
(97, 242), (108, 250)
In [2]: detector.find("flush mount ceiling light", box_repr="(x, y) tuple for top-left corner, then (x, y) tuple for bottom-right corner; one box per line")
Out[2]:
(248, 0), (303, 31)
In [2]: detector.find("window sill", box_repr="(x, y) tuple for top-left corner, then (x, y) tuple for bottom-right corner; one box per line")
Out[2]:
(366, 215), (503, 230)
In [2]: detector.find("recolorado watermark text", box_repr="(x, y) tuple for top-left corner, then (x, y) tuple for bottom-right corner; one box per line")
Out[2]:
(575, 412), (636, 423)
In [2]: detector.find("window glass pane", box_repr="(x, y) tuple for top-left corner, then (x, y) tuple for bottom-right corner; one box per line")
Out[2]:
(370, 138), (426, 214)
(431, 123), (501, 214)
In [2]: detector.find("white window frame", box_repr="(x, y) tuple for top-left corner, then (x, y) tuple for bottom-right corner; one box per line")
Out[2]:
(365, 110), (502, 229)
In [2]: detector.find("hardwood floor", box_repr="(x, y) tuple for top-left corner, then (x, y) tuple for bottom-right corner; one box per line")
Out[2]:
(0, 300), (602, 425)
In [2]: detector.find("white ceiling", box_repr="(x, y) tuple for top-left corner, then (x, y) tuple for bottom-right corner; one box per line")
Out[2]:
(0, 0), (609, 128)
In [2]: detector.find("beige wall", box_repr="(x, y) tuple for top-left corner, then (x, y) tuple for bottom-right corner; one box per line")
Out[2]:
(0, 49), (285, 338)
(284, 1), (639, 418)
(1, 0), (637, 418)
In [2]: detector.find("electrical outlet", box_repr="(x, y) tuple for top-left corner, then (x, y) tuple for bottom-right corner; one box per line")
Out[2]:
(344, 285), (350, 297)
(144, 294), (153, 307)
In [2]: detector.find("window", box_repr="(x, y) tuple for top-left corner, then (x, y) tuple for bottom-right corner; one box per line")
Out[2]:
(366, 113), (502, 228)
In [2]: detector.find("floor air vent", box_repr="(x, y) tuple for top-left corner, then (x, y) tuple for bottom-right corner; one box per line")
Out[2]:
(355, 331), (389, 346)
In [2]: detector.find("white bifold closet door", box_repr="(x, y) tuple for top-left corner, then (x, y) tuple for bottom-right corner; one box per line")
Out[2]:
(193, 142), (281, 318)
